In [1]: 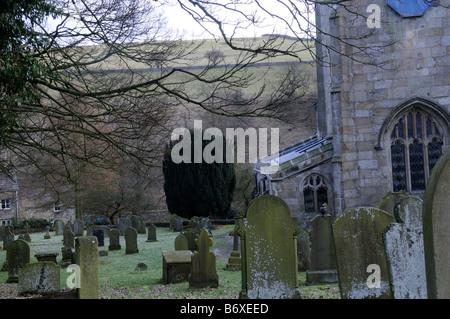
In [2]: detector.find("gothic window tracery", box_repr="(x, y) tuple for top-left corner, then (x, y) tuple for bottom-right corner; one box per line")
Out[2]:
(390, 109), (443, 192)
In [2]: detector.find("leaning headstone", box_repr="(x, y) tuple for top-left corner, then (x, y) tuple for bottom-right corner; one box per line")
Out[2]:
(332, 207), (394, 299)
(124, 227), (139, 254)
(75, 236), (99, 299)
(306, 212), (337, 284)
(18, 261), (61, 295)
(183, 229), (197, 250)
(117, 217), (131, 235)
(146, 224), (157, 242)
(93, 229), (104, 247)
(173, 217), (183, 232)
(108, 229), (121, 250)
(189, 228), (219, 288)
(73, 219), (84, 236)
(423, 148), (450, 299)
(238, 195), (301, 299)
(383, 196), (427, 299)
(162, 250), (192, 284)
(7, 239), (30, 283)
(174, 233), (189, 251)
(297, 228), (311, 272)
(54, 220), (65, 235)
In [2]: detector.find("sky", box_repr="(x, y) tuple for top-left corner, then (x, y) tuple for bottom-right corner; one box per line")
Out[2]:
(159, 1), (311, 40)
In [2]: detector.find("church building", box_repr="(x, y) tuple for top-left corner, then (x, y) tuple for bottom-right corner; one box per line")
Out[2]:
(254, 0), (450, 225)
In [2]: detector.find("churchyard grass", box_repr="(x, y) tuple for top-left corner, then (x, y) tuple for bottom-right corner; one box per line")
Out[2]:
(0, 225), (339, 299)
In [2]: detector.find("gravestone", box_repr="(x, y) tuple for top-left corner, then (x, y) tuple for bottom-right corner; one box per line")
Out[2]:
(75, 236), (99, 299)
(146, 224), (157, 242)
(93, 229), (104, 247)
(383, 196), (427, 299)
(44, 226), (51, 239)
(24, 225), (31, 243)
(183, 229), (197, 250)
(73, 219), (84, 236)
(117, 217), (131, 235)
(162, 250), (192, 284)
(135, 263), (147, 271)
(306, 213), (337, 284)
(1, 226), (15, 271)
(65, 219), (74, 232)
(3, 225), (14, 250)
(18, 261), (60, 295)
(174, 233), (189, 251)
(189, 228), (219, 288)
(169, 214), (179, 231)
(7, 239), (30, 283)
(108, 229), (121, 250)
(378, 190), (408, 216)
(62, 226), (75, 262)
(238, 195), (301, 299)
(129, 215), (139, 230)
(0, 225), (4, 242)
(173, 217), (183, 232)
(226, 225), (241, 271)
(54, 220), (65, 235)
(332, 207), (394, 299)
(124, 227), (139, 254)
(137, 216), (146, 234)
(423, 148), (450, 299)
(297, 228), (311, 272)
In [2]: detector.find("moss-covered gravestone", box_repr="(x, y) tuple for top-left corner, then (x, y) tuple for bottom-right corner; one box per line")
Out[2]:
(174, 233), (189, 251)
(306, 213), (337, 284)
(19, 261), (60, 295)
(189, 228), (219, 289)
(75, 236), (99, 299)
(383, 196), (427, 299)
(238, 195), (301, 299)
(108, 229), (121, 250)
(378, 190), (408, 216)
(125, 227), (139, 254)
(332, 207), (394, 299)
(7, 239), (30, 282)
(423, 148), (450, 299)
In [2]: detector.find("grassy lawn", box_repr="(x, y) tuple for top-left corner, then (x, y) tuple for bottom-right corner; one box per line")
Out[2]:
(0, 225), (339, 299)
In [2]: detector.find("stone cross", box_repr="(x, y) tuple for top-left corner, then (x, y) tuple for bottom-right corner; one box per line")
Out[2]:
(189, 228), (219, 289)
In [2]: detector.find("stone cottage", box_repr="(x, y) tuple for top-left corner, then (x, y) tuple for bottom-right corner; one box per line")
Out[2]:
(254, 0), (450, 225)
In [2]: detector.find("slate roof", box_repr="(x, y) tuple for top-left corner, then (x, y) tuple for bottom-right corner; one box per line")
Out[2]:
(0, 171), (19, 192)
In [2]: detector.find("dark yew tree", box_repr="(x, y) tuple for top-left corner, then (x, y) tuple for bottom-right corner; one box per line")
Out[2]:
(163, 129), (236, 218)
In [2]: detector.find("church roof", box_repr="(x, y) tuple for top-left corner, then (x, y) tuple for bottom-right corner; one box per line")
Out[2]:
(254, 134), (332, 175)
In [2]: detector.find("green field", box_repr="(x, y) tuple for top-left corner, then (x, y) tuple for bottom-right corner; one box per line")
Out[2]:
(0, 225), (339, 299)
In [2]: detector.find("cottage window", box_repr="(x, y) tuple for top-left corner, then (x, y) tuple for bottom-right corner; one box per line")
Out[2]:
(390, 109), (443, 192)
(1, 199), (11, 210)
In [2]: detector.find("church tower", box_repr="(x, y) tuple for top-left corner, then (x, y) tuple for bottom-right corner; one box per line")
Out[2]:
(254, 0), (450, 224)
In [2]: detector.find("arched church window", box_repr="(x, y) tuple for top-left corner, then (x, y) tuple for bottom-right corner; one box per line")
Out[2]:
(303, 174), (329, 214)
(390, 109), (443, 192)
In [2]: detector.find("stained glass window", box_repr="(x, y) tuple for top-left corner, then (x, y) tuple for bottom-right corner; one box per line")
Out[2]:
(303, 174), (329, 214)
(390, 108), (444, 192)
